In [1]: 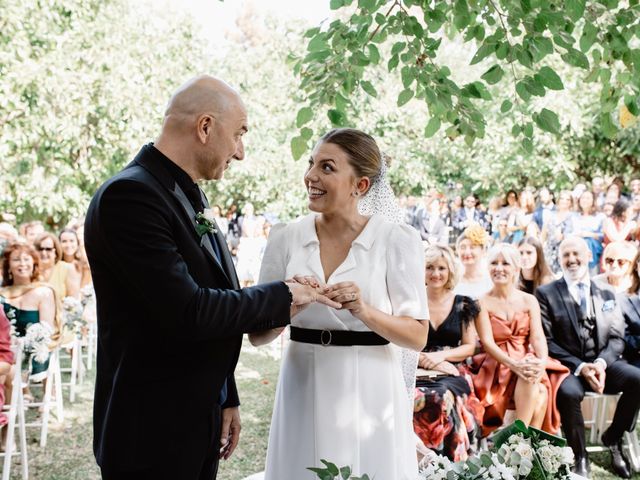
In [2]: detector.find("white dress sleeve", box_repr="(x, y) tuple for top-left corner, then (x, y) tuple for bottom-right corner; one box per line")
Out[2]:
(385, 224), (429, 320)
(258, 223), (289, 283)
(385, 223), (430, 402)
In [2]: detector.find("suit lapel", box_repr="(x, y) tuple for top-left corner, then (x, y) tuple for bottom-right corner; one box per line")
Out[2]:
(630, 294), (640, 318)
(199, 191), (240, 289)
(558, 278), (580, 336)
(170, 183), (231, 283)
(591, 282), (607, 350)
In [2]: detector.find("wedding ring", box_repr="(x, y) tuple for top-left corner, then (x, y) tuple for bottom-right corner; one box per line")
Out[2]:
(351, 293), (356, 301)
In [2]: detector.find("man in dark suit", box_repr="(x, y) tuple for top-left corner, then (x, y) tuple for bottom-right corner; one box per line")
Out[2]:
(452, 194), (488, 235)
(85, 76), (337, 480)
(536, 236), (640, 478)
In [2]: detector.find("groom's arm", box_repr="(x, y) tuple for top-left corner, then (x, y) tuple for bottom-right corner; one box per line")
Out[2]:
(222, 373), (239, 409)
(87, 178), (291, 339)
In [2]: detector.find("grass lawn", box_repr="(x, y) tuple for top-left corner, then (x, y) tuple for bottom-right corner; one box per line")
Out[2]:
(10, 338), (640, 480)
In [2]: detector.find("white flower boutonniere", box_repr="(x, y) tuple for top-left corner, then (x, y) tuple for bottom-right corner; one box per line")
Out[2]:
(195, 208), (218, 242)
(602, 299), (616, 312)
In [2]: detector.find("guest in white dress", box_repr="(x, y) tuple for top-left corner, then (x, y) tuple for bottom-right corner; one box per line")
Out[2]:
(250, 128), (429, 480)
(454, 224), (492, 299)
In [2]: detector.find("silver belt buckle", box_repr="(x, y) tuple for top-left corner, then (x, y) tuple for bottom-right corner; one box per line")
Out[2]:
(320, 329), (332, 346)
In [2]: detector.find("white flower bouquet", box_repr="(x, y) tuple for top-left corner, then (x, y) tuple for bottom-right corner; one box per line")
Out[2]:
(62, 295), (86, 336)
(23, 322), (54, 363)
(419, 420), (574, 480)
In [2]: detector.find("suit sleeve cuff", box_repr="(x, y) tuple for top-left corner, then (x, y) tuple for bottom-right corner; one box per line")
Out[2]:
(595, 358), (607, 369)
(574, 362), (586, 376)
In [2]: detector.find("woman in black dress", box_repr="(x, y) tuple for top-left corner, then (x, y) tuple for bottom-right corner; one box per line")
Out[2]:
(413, 245), (484, 461)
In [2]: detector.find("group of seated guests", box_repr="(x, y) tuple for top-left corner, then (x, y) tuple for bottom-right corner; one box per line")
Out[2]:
(413, 224), (640, 479)
(0, 221), (92, 425)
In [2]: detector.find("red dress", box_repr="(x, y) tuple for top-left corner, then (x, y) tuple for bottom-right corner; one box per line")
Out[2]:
(471, 311), (569, 437)
(0, 308), (14, 426)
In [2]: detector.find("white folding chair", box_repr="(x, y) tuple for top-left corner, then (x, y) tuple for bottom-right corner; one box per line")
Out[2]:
(25, 347), (64, 447)
(59, 336), (84, 402)
(583, 392), (640, 472)
(0, 340), (29, 480)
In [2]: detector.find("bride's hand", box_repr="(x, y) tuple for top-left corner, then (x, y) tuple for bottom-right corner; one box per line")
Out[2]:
(288, 274), (323, 290)
(323, 281), (367, 317)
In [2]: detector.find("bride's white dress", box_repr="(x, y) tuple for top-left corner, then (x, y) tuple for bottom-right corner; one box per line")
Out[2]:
(259, 213), (428, 480)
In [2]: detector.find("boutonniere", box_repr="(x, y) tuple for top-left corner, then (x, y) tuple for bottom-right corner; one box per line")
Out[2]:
(602, 299), (616, 312)
(195, 209), (218, 243)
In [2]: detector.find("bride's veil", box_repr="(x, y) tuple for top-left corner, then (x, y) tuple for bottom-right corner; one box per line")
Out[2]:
(358, 154), (419, 403)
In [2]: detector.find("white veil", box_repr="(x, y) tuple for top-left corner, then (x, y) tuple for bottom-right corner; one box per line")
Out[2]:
(358, 154), (419, 402)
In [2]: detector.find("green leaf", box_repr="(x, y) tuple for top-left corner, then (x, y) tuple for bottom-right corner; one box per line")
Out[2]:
(626, 95), (640, 116)
(340, 466), (352, 480)
(358, 0), (375, 10)
(367, 44), (380, 64)
(296, 107), (313, 127)
(535, 108), (561, 134)
(522, 137), (534, 153)
(300, 127), (314, 140)
(561, 49), (590, 69)
(330, 0), (344, 9)
(538, 66), (564, 90)
(512, 124), (521, 135)
(424, 116), (441, 138)
(397, 88), (414, 106)
(327, 109), (346, 126)
(524, 122), (534, 138)
(580, 23), (598, 53)
(600, 112), (617, 138)
(516, 81), (532, 101)
(566, 0), (586, 21)
(320, 460), (340, 476)
(481, 64), (504, 85)
(391, 41), (406, 55)
(360, 80), (377, 97)
(291, 136), (308, 160)
(387, 54), (399, 71)
(308, 35), (328, 52)
(470, 42), (496, 65)
(501, 99), (513, 113)
(401, 66), (415, 88)
(350, 51), (369, 66)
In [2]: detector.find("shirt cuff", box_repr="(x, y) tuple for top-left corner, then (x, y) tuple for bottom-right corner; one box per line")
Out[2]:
(594, 358), (607, 369)
(574, 362), (586, 376)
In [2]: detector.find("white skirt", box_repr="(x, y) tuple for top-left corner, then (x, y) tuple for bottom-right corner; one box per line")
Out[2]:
(264, 340), (418, 480)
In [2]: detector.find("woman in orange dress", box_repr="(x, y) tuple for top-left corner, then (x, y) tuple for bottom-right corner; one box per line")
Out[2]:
(472, 243), (569, 436)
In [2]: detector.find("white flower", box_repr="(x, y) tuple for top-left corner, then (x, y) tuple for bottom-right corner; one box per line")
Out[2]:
(23, 322), (54, 362)
(514, 441), (534, 461)
(202, 208), (216, 222)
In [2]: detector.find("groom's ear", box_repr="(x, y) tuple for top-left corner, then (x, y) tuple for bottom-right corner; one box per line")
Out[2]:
(196, 114), (215, 144)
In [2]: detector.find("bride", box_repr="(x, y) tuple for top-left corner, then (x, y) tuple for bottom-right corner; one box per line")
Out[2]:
(249, 128), (429, 479)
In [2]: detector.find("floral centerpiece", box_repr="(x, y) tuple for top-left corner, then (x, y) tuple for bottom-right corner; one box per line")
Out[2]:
(309, 421), (573, 480)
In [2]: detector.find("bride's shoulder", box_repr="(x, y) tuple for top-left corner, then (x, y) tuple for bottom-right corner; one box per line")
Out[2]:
(380, 218), (421, 245)
(267, 214), (316, 241)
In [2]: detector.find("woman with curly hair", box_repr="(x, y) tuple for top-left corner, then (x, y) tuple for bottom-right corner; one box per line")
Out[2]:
(454, 224), (492, 299)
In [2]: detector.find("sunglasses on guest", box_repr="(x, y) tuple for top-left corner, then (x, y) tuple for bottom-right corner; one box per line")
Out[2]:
(604, 257), (631, 267)
(37, 247), (55, 252)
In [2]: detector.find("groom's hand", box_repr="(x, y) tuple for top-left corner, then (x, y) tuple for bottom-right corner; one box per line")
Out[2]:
(220, 406), (241, 460)
(286, 281), (341, 317)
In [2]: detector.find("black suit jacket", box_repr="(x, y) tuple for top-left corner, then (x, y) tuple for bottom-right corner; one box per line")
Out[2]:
(621, 293), (640, 364)
(85, 145), (290, 471)
(536, 277), (625, 373)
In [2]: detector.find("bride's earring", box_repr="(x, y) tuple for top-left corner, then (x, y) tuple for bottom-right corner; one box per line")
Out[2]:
(352, 191), (359, 197)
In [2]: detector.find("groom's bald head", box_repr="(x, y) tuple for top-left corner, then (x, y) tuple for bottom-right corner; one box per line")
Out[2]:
(163, 75), (243, 128)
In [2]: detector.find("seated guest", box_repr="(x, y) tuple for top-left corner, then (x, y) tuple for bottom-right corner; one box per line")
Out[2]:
(34, 232), (80, 299)
(603, 199), (637, 246)
(472, 244), (568, 437)
(593, 241), (637, 293)
(452, 194), (488, 235)
(415, 197), (449, 245)
(517, 237), (555, 294)
(0, 308), (14, 426)
(454, 225), (492, 299)
(567, 190), (604, 275)
(413, 245), (483, 461)
(622, 248), (640, 368)
(0, 241), (59, 382)
(536, 236), (640, 478)
(59, 228), (91, 290)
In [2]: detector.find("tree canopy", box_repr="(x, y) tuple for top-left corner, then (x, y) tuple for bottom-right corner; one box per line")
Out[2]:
(292, 0), (640, 158)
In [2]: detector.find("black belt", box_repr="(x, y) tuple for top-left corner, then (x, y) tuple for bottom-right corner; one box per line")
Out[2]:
(290, 326), (389, 346)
